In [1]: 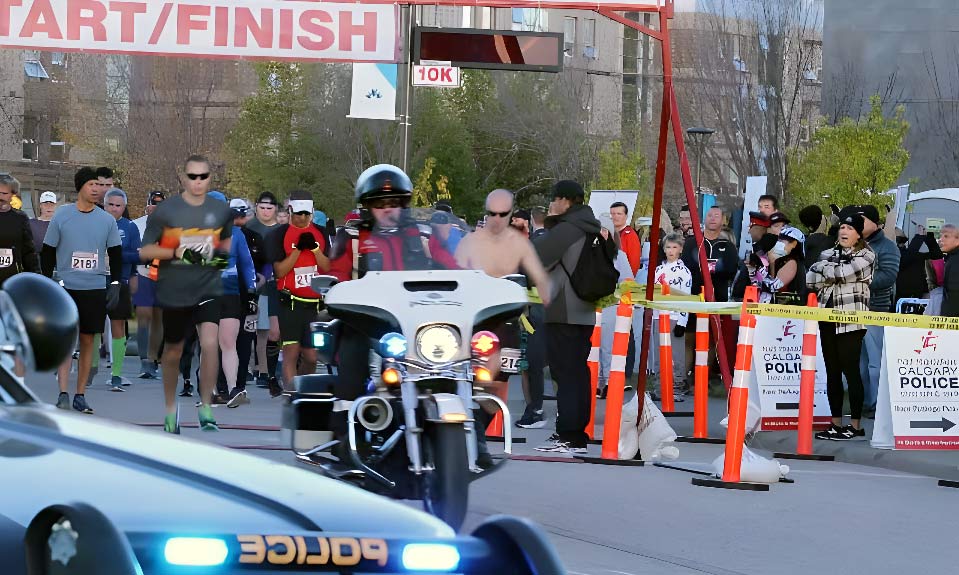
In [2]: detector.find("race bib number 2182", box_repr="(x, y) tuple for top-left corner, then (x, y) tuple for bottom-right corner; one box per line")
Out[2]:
(71, 251), (99, 271)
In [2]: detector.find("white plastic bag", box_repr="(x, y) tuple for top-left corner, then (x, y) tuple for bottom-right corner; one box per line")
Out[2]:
(617, 393), (680, 461)
(711, 445), (790, 484)
(719, 375), (763, 435)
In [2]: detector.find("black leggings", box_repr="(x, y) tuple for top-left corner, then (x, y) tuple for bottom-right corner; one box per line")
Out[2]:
(819, 322), (866, 420)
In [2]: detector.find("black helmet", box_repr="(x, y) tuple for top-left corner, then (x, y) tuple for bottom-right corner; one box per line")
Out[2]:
(354, 164), (413, 205)
(2, 274), (78, 371)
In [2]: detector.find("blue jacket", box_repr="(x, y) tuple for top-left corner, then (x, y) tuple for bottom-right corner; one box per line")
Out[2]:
(222, 227), (256, 295)
(866, 230), (900, 312)
(115, 217), (141, 283)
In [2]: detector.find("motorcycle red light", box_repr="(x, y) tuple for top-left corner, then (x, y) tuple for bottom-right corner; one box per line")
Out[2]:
(470, 331), (499, 356)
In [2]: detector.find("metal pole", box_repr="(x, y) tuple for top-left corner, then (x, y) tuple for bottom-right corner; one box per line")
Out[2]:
(401, 5), (415, 172)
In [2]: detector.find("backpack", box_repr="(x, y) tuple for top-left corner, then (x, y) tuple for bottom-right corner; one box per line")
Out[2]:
(560, 233), (619, 302)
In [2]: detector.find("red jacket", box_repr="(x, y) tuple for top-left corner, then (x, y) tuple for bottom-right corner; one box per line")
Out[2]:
(619, 226), (642, 276)
(329, 226), (458, 281)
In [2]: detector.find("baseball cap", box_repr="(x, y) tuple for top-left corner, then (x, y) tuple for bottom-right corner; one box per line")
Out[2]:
(148, 191), (166, 205)
(39, 191), (57, 204)
(229, 198), (250, 216)
(207, 191), (227, 203)
(434, 200), (453, 213)
(768, 211), (790, 226)
(552, 180), (585, 200)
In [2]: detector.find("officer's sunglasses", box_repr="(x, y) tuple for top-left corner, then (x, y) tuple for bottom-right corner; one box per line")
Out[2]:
(370, 198), (403, 209)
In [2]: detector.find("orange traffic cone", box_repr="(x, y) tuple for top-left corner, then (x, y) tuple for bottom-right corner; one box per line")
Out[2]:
(587, 308), (602, 441)
(693, 286), (769, 490)
(676, 295), (725, 444)
(775, 293), (834, 461)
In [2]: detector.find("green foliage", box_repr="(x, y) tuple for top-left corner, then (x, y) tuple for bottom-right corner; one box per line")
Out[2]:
(591, 140), (652, 219)
(788, 95), (910, 216)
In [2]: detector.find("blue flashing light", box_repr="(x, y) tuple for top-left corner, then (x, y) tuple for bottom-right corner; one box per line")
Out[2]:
(312, 331), (327, 348)
(402, 543), (461, 571)
(379, 332), (407, 359)
(163, 537), (229, 566)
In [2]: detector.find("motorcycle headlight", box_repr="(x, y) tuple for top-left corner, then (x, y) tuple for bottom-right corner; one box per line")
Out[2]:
(415, 325), (460, 364)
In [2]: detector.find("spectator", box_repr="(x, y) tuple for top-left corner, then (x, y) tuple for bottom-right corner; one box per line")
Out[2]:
(530, 206), (547, 239)
(610, 201), (642, 276)
(938, 224), (959, 317)
(757, 194), (778, 216)
(764, 226), (807, 305)
(897, 226), (942, 302)
(532, 180), (602, 454)
(798, 204), (834, 267)
(510, 208), (531, 236)
(653, 233), (692, 395)
(682, 205), (739, 301)
(808, 212), (875, 440)
(678, 204), (694, 237)
(595, 215), (634, 399)
(847, 205), (900, 418)
(747, 211), (772, 245)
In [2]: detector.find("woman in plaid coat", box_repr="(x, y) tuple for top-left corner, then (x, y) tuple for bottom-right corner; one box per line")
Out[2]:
(806, 212), (876, 441)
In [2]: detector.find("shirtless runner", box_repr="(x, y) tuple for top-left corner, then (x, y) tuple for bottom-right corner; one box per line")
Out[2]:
(454, 189), (551, 465)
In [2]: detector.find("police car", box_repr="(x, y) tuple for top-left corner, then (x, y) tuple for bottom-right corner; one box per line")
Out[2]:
(0, 274), (565, 574)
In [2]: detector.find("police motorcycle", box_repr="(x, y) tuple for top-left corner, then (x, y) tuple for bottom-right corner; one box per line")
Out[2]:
(282, 166), (529, 531)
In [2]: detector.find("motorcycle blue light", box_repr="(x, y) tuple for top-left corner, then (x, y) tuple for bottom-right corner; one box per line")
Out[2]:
(312, 332), (327, 348)
(163, 537), (228, 566)
(401, 543), (460, 571)
(379, 332), (407, 358)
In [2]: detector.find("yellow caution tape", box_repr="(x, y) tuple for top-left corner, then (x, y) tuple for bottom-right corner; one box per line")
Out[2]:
(745, 303), (959, 331)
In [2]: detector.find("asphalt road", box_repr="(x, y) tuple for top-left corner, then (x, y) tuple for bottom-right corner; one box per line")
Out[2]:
(26, 361), (958, 575)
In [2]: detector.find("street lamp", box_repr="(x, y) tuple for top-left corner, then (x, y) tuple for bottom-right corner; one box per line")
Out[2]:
(686, 126), (715, 218)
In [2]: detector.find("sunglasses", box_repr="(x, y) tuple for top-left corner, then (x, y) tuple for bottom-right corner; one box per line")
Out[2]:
(486, 210), (511, 218)
(370, 198), (403, 209)
(186, 173), (210, 181)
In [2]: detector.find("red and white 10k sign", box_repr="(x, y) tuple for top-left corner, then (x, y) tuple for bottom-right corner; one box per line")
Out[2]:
(412, 64), (461, 88)
(0, 0), (398, 63)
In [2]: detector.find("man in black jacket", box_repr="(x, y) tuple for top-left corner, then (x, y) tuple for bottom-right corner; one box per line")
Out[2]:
(940, 224), (959, 317)
(0, 173), (40, 286)
(532, 180), (602, 453)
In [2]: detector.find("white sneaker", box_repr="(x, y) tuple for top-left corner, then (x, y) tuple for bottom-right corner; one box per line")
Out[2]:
(534, 441), (587, 454)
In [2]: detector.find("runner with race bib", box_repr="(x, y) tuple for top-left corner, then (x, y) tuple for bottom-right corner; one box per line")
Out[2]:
(266, 189), (330, 389)
(0, 173), (40, 286)
(41, 167), (122, 415)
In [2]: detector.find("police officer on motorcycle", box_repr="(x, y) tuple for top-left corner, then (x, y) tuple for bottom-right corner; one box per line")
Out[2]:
(326, 165), (457, 400)
(328, 164), (457, 281)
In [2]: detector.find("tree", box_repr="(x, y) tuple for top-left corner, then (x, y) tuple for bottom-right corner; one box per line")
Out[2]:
(787, 95), (909, 214)
(591, 140), (653, 218)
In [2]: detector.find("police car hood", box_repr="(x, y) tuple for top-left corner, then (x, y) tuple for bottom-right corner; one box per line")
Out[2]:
(0, 404), (454, 537)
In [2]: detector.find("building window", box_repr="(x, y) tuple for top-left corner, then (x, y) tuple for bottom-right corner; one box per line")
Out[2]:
(563, 17), (576, 55)
(24, 59), (49, 80)
(49, 142), (66, 162)
(50, 52), (65, 66)
(22, 115), (38, 161)
(583, 18), (596, 59)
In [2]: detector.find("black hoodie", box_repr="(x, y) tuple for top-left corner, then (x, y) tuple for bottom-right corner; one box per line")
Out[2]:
(533, 204), (602, 325)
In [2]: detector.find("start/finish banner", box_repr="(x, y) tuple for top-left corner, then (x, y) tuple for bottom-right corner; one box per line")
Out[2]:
(0, 0), (399, 63)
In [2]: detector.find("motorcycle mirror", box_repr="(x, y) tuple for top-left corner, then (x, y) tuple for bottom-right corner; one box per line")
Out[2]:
(311, 275), (339, 294)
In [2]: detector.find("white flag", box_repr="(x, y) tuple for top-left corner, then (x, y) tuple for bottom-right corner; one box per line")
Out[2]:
(348, 63), (397, 121)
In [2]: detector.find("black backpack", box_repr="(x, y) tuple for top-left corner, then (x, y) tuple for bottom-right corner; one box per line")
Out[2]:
(560, 233), (619, 302)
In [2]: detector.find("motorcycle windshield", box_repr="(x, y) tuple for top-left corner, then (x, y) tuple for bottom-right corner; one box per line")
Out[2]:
(365, 209), (462, 272)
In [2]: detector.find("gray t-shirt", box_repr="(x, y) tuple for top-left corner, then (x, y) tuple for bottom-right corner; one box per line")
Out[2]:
(244, 217), (278, 241)
(141, 195), (233, 308)
(43, 204), (121, 291)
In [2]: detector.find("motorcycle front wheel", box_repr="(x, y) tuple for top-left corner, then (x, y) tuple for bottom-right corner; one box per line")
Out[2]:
(422, 422), (470, 531)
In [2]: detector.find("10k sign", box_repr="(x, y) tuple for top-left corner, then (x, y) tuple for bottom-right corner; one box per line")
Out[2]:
(412, 65), (461, 87)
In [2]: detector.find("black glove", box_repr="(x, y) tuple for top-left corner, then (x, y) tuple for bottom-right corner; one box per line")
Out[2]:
(105, 281), (121, 312)
(245, 295), (258, 317)
(672, 324), (686, 338)
(296, 232), (319, 251)
(179, 248), (204, 265)
(206, 249), (230, 270)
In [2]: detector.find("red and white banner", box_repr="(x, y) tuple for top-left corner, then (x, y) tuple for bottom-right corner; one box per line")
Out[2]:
(0, 0), (399, 63)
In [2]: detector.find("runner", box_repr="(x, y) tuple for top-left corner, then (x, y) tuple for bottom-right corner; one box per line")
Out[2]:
(0, 173), (40, 286)
(29, 191), (57, 261)
(231, 198), (265, 397)
(454, 189), (551, 462)
(139, 155), (233, 433)
(132, 191), (165, 378)
(217, 196), (257, 406)
(103, 188), (141, 391)
(267, 190), (329, 392)
(244, 191), (281, 390)
(41, 167), (123, 414)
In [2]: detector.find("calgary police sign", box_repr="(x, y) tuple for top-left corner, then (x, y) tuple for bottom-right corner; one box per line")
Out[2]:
(751, 316), (830, 431)
(873, 327), (959, 450)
